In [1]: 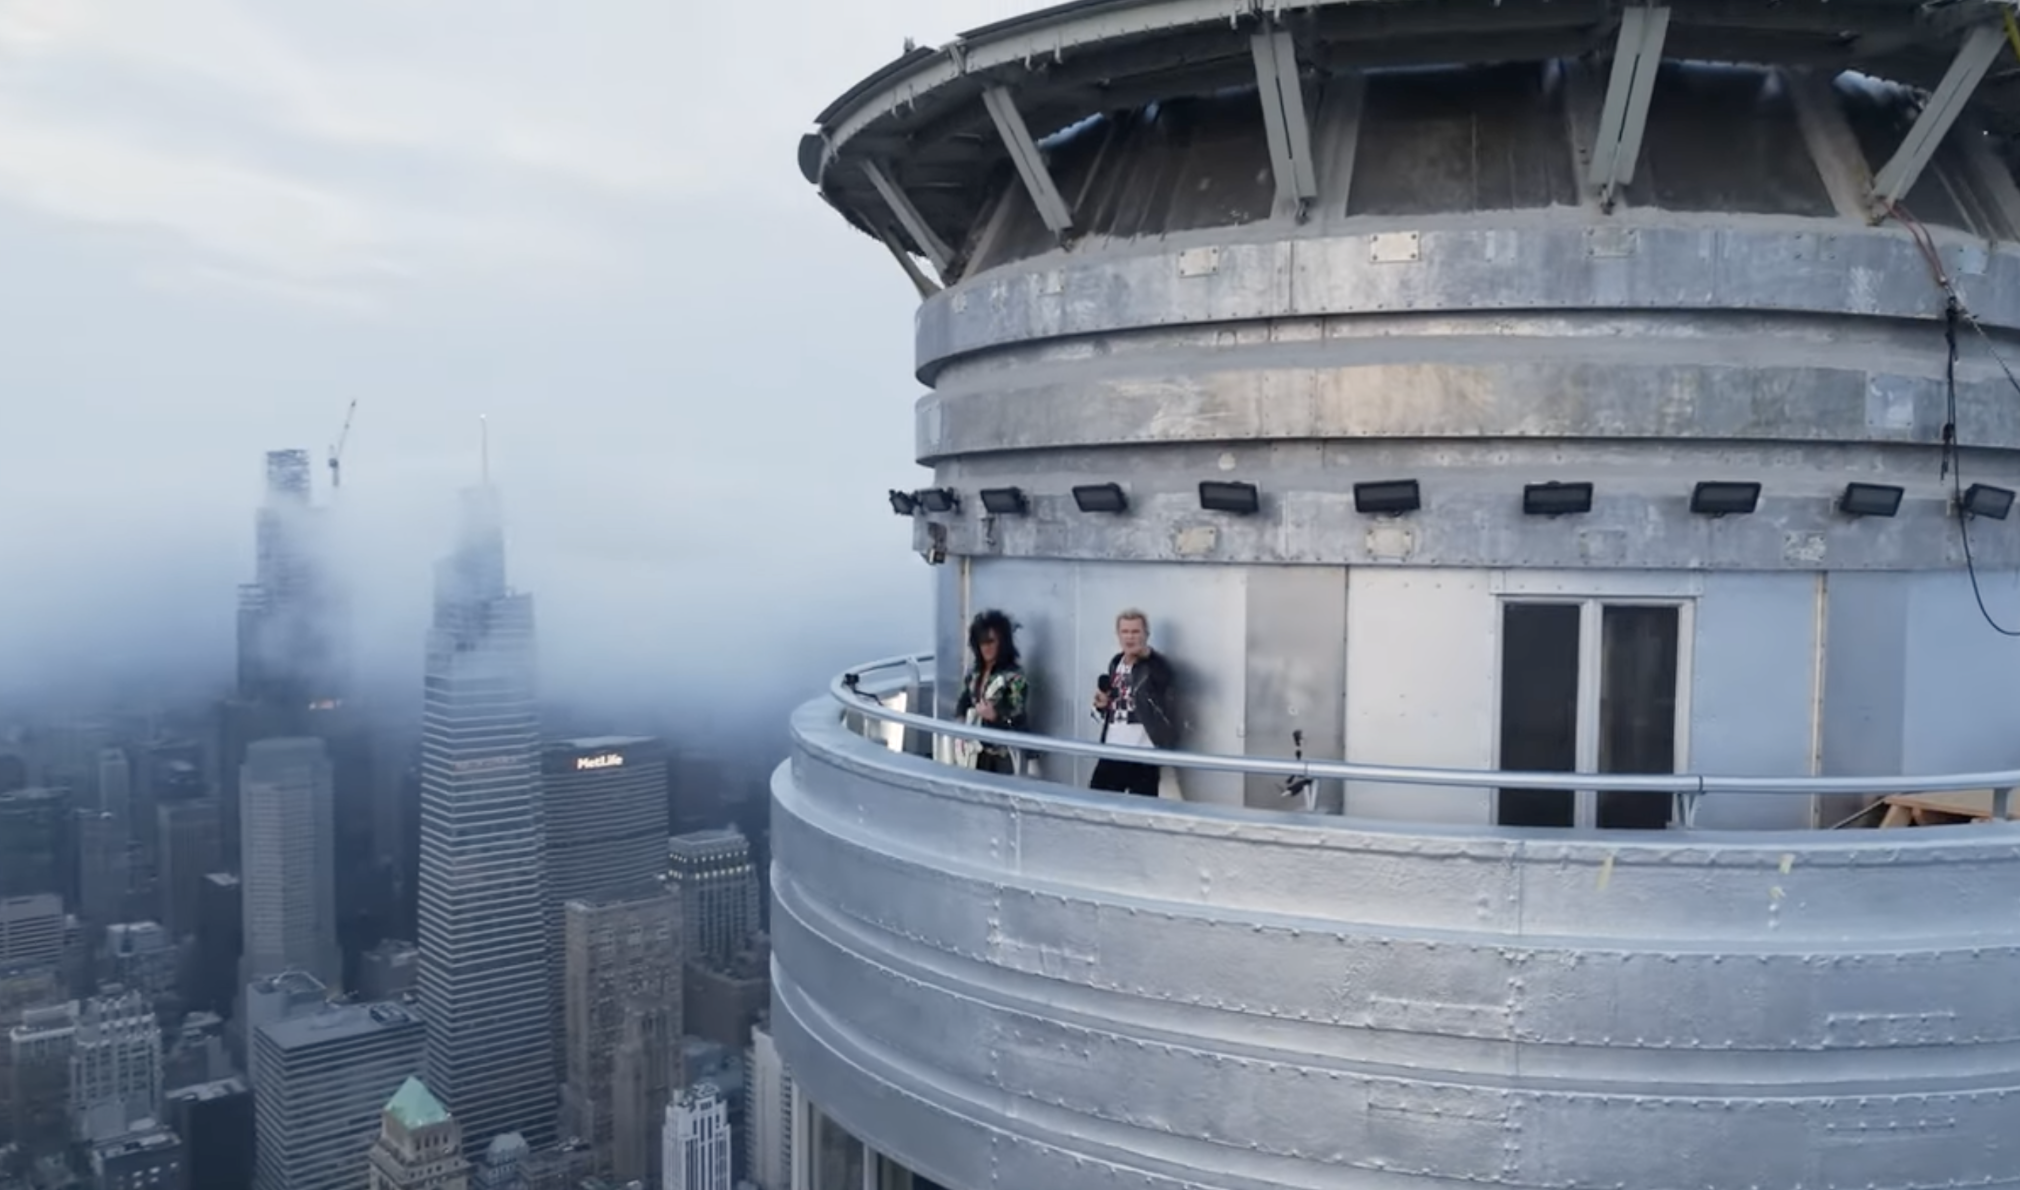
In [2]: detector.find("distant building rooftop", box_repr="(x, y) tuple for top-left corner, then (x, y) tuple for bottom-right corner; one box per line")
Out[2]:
(553, 735), (655, 751)
(259, 1000), (418, 1050)
(668, 827), (747, 854)
(166, 1076), (248, 1102)
(384, 1076), (451, 1130)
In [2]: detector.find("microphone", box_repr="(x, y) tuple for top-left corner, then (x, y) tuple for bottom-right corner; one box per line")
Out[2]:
(1096, 674), (1113, 694)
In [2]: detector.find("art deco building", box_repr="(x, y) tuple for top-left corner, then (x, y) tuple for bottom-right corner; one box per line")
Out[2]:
(367, 1077), (471, 1190)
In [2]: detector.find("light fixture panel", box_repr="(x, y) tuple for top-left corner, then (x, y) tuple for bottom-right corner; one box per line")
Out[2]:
(1522, 481), (1594, 516)
(979, 487), (1028, 516)
(1072, 483), (1128, 514)
(1354, 479), (1421, 516)
(1689, 481), (1762, 517)
(1963, 483), (2015, 521)
(916, 487), (959, 514)
(888, 489), (918, 516)
(1839, 482), (1903, 518)
(1198, 480), (1260, 515)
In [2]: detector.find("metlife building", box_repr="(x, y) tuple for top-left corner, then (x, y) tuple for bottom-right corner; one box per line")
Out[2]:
(540, 735), (672, 1067)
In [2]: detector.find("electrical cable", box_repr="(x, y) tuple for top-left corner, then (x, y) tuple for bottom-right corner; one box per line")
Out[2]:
(1882, 199), (2020, 636)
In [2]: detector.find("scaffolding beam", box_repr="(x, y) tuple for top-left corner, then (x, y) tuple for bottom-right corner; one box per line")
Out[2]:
(982, 86), (1075, 233)
(1251, 28), (1320, 216)
(1588, 5), (1671, 210)
(1870, 22), (2006, 212)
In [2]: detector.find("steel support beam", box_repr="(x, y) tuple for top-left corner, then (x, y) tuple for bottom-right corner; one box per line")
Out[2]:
(861, 159), (954, 276)
(1784, 67), (1874, 222)
(1588, 5), (1670, 211)
(1870, 22), (2006, 213)
(1251, 28), (1320, 217)
(981, 86), (1074, 234)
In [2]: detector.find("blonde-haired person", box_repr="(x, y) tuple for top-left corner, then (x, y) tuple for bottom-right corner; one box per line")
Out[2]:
(1088, 608), (1177, 796)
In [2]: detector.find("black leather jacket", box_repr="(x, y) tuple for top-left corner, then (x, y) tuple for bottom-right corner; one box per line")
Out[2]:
(1099, 650), (1179, 750)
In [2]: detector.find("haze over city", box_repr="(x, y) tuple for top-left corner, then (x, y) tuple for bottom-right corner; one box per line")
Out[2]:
(0, 0), (1027, 737)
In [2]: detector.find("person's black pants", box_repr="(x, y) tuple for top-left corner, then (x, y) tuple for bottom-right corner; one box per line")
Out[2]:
(1091, 758), (1161, 797)
(976, 751), (1016, 775)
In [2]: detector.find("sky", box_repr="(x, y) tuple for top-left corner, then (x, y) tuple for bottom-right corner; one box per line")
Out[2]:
(0, 0), (1034, 738)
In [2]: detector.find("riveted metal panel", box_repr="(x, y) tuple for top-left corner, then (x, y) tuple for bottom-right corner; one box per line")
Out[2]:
(772, 715), (2020, 1189)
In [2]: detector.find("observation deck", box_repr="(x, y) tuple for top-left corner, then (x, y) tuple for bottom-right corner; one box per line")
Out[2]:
(784, 1), (2020, 1186)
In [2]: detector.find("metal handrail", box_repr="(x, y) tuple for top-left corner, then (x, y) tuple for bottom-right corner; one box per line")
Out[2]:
(832, 652), (2020, 818)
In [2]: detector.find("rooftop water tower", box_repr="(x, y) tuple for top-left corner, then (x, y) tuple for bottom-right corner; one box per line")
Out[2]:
(776, 3), (2020, 1186)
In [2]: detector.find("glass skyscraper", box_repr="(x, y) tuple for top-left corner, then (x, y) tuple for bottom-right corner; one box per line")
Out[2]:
(417, 485), (553, 1153)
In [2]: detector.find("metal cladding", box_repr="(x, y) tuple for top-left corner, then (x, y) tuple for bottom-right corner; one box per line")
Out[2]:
(787, 1), (2020, 1186)
(776, 706), (2020, 1189)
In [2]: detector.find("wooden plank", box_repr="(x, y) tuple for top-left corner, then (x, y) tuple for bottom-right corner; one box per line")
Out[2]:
(1880, 790), (2020, 822)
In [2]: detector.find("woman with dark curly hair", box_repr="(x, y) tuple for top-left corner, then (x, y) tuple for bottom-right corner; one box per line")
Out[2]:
(952, 609), (1031, 774)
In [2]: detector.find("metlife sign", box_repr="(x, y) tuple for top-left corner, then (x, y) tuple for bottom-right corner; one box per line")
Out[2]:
(574, 752), (625, 771)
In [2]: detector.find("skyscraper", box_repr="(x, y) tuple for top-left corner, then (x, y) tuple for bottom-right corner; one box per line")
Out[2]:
(367, 1077), (470, 1190)
(418, 485), (552, 1153)
(665, 829), (760, 968)
(561, 882), (681, 1184)
(743, 1022), (792, 1190)
(252, 999), (425, 1190)
(239, 738), (339, 990)
(71, 988), (161, 1143)
(219, 449), (353, 878)
(541, 736), (668, 1072)
(662, 1084), (731, 1190)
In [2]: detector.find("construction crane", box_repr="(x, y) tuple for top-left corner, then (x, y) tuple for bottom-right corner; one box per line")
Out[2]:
(327, 399), (358, 491)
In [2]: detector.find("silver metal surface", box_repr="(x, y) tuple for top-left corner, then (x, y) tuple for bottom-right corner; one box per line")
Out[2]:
(981, 87), (1074, 234)
(1588, 5), (1669, 208)
(1869, 22), (2006, 211)
(774, 695), (2020, 1190)
(1249, 29), (1318, 215)
(795, 4), (2020, 1184)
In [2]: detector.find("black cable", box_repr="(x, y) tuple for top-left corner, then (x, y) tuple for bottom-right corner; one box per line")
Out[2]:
(1902, 213), (2020, 638)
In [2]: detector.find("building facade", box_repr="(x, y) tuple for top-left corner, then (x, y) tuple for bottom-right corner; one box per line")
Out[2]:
(664, 830), (758, 969)
(89, 1122), (187, 1190)
(156, 798), (222, 940)
(561, 883), (681, 1185)
(367, 1077), (471, 1190)
(743, 1023), (791, 1190)
(779, 1), (2020, 1187)
(7, 1000), (75, 1157)
(541, 736), (668, 1076)
(238, 738), (340, 990)
(251, 999), (425, 1190)
(418, 485), (554, 1153)
(661, 1084), (730, 1190)
(71, 988), (161, 1143)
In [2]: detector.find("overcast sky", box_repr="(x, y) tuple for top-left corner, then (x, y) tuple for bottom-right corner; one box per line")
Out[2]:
(0, 0), (1031, 727)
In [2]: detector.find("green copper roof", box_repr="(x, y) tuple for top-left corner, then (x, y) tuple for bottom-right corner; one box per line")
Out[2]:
(385, 1077), (451, 1130)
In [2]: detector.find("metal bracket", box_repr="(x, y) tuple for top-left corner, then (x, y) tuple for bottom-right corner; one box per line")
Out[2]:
(861, 160), (954, 277)
(1588, 5), (1671, 211)
(1870, 23), (2006, 214)
(982, 86), (1075, 234)
(1251, 28), (1319, 218)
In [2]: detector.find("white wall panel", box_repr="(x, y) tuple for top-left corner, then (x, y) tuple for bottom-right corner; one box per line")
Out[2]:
(1344, 568), (1496, 824)
(1689, 573), (1819, 829)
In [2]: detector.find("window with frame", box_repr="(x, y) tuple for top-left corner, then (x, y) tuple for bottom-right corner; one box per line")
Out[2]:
(1496, 599), (1686, 830)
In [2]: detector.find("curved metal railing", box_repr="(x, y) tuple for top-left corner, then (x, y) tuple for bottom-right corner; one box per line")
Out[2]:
(831, 652), (2020, 825)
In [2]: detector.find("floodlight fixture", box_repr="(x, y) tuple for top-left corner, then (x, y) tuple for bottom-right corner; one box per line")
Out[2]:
(1522, 481), (1594, 517)
(979, 487), (1029, 516)
(1198, 480), (1260, 515)
(888, 490), (918, 516)
(1689, 481), (1761, 517)
(1073, 483), (1129, 513)
(1839, 482), (1903, 518)
(1353, 479), (1421, 516)
(916, 487), (959, 514)
(1962, 483), (2015, 520)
